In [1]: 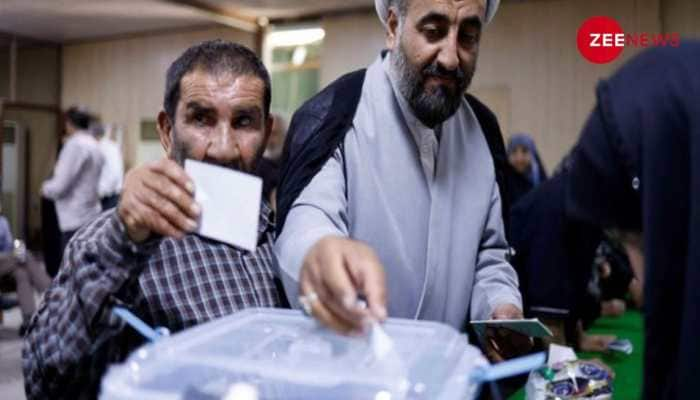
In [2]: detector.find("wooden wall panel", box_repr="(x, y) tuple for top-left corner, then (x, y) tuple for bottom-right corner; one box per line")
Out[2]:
(662, 0), (700, 38)
(472, 0), (661, 170)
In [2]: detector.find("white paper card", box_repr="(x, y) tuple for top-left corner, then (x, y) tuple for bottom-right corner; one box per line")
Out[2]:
(185, 159), (262, 252)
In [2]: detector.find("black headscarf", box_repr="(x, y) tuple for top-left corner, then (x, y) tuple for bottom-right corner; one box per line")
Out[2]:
(566, 42), (700, 399)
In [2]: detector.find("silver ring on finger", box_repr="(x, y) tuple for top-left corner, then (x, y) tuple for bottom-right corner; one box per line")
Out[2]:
(298, 291), (319, 316)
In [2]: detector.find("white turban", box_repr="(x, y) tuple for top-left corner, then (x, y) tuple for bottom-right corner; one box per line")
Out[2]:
(374, 0), (500, 26)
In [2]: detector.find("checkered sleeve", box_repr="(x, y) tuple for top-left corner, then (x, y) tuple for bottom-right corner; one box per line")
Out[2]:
(22, 210), (154, 399)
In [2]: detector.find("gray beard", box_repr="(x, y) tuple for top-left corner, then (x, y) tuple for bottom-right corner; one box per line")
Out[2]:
(390, 41), (473, 128)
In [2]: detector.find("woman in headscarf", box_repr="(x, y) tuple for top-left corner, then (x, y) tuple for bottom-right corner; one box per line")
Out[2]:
(565, 42), (700, 399)
(506, 133), (548, 206)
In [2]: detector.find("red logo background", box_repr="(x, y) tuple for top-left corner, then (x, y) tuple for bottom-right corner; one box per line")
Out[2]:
(577, 16), (625, 64)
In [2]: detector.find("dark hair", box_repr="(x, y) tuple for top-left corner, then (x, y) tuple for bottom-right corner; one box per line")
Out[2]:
(163, 39), (271, 121)
(65, 106), (92, 130)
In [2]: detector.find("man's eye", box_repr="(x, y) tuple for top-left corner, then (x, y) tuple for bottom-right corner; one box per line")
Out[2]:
(235, 116), (252, 128)
(422, 26), (444, 41)
(460, 31), (480, 46)
(193, 114), (210, 125)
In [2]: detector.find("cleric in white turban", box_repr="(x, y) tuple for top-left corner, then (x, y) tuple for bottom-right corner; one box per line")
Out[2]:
(375, 0), (501, 26)
(276, 0), (529, 362)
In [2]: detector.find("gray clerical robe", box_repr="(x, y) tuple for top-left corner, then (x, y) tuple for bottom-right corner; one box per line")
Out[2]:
(275, 55), (521, 329)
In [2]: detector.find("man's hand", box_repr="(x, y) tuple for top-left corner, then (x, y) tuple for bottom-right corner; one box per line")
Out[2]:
(483, 303), (533, 362)
(118, 158), (200, 242)
(299, 236), (387, 335)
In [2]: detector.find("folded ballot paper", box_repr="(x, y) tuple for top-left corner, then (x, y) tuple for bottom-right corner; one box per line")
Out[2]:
(185, 160), (262, 252)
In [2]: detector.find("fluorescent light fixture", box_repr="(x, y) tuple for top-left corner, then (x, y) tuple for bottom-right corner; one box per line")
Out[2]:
(266, 28), (325, 48)
(291, 46), (308, 66)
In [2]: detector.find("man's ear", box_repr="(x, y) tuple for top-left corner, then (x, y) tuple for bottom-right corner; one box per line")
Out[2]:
(263, 114), (274, 147)
(386, 8), (400, 50)
(157, 110), (173, 155)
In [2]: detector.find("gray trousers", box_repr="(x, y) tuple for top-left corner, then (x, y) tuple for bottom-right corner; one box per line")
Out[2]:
(0, 253), (52, 321)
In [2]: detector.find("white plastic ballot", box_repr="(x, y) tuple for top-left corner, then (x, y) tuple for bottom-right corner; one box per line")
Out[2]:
(100, 308), (488, 400)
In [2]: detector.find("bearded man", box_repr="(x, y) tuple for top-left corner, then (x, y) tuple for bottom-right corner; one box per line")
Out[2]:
(275, 0), (528, 361)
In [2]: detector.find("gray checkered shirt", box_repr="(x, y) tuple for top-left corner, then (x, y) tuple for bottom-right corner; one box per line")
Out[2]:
(22, 204), (285, 399)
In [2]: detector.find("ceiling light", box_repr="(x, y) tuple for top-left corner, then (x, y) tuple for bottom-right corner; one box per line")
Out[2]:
(266, 28), (325, 48)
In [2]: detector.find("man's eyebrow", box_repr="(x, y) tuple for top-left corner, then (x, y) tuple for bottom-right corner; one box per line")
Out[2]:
(232, 105), (262, 117)
(185, 101), (214, 113)
(417, 12), (451, 26)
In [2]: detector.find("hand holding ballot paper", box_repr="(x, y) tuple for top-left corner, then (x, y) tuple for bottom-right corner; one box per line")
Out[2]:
(118, 157), (262, 250)
(119, 157), (201, 242)
(473, 305), (543, 363)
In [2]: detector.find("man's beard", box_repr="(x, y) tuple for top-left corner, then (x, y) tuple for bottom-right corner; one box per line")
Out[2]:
(391, 40), (475, 128)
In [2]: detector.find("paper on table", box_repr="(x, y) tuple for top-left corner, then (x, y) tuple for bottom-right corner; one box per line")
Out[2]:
(185, 159), (262, 252)
(548, 343), (577, 366)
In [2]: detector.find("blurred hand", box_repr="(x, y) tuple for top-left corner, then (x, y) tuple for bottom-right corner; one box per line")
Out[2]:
(483, 304), (533, 362)
(579, 333), (617, 353)
(118, 158), (200, 242)
(299, 236), (387, 335)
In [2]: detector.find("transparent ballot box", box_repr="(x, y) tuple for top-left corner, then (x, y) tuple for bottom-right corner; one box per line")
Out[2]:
(101, 308), (487, 400)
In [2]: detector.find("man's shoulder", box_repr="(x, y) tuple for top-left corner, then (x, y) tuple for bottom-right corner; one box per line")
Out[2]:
(285, 69), (366, 157)
(67, 133), (101, 155)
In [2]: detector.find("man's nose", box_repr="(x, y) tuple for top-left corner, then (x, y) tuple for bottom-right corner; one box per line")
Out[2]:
(437, 31), (460, 72)
(205, 122), (239, 164)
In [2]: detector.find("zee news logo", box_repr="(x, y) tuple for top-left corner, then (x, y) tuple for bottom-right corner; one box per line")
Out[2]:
(577, 16), (681, 64)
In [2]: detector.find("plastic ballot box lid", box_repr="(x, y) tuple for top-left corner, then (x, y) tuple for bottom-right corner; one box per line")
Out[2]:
(100, 308), (487, 400)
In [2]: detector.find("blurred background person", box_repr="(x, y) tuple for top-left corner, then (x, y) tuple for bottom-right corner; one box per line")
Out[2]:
(41, 107), (104, 259)
(91, 121), (124, 210)
(506, 133), (548, 206)
(0, 201), (19, 321)
(0, 200), (51, 335)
